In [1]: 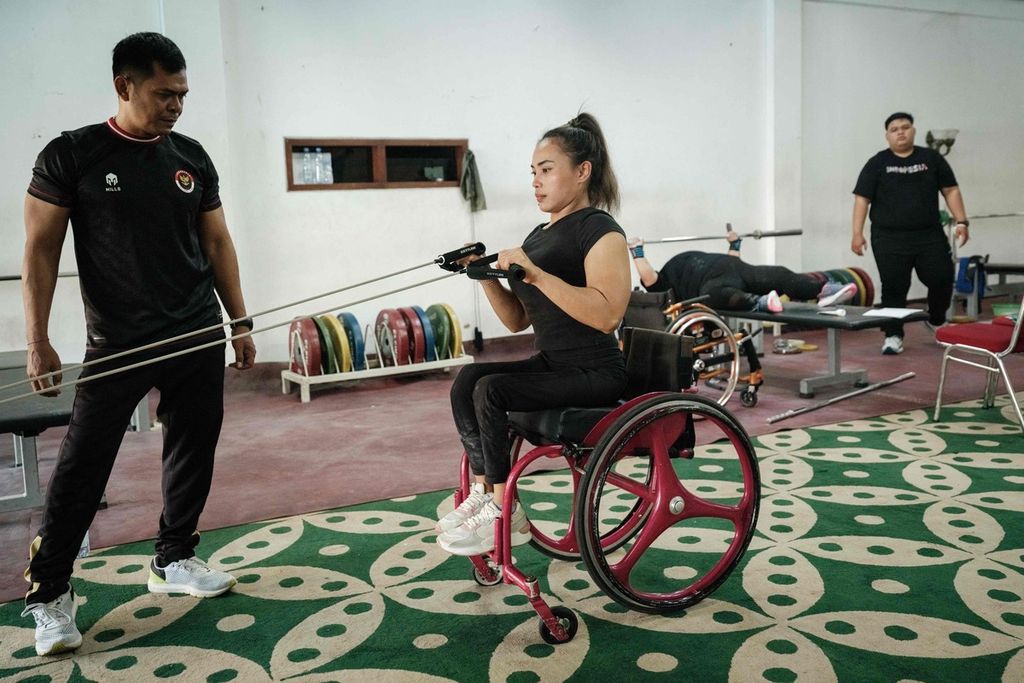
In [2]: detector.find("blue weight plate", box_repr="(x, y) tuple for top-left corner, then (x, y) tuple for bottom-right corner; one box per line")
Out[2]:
(338, 312), (365, 370)
(412, 306), (437, 362)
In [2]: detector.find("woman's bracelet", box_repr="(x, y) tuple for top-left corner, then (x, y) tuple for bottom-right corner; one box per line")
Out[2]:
(27, 337), (49, 346)
(729, 239), (742, 252)
(629, 245), (645, 259)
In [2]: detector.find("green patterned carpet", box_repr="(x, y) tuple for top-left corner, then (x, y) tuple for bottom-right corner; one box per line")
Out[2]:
(1, 396), (1022, 682)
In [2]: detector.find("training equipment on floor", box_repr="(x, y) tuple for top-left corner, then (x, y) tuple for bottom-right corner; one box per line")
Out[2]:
(445, 327), (760, 644)
(622, 291), (763, 407)
(282, 303), (471, 402)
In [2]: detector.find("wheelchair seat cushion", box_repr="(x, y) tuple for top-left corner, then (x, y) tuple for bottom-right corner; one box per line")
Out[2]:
(509, 406), (617, 446)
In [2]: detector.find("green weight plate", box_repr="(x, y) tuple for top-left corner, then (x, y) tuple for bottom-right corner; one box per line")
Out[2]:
(311, 315), (339, 374)
(426, 304), (452, 360)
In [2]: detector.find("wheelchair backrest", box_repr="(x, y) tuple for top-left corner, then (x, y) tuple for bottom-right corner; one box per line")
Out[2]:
(621, 288), (675, 331)
(621, 326), (695, 399)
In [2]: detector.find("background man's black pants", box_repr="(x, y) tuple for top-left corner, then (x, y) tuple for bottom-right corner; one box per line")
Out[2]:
(871, 227), (953, 337)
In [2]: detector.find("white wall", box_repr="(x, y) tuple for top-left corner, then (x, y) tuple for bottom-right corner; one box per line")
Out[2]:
(218, 0), (770, 360)
(2, 0), (1023, 361)
(0, 0), (230, 360)
(801, 0), (1024, 300)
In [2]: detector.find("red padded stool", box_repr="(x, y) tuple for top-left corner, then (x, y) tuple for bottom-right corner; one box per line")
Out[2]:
(933, 302), (1024, 430)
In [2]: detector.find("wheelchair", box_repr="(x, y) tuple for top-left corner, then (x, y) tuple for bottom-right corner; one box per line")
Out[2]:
(446, 328), (761, 644)
(625, 290), (764, 407)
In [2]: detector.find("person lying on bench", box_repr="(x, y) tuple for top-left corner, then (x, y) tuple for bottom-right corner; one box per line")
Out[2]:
(627, 230), (856, 313)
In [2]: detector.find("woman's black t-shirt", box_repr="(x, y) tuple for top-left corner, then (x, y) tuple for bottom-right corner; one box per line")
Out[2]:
(508, 207), (625, 352)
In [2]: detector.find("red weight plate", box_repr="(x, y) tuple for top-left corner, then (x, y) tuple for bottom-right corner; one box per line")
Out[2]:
(375, 308), (410, 366)
(288, 317), (322, 376)
(398, 306), (426, 364)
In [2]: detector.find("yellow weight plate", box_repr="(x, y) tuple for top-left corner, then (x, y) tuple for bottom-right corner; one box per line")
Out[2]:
(441, 303), (463, 358)
(321, 315), (352, 372)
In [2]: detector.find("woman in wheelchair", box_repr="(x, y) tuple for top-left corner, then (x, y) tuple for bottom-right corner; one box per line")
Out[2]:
(437, 113), (632, 556)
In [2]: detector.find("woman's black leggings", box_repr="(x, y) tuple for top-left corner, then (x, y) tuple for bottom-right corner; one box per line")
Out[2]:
(871, 227), (953, 337)
(450, 347), (627, 484)
(702, 261), (822, 311)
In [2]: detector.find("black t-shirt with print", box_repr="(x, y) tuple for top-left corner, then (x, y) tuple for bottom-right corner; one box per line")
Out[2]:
(508, 207), (625, 351)
(28, 119), (223, 349)
(852, 145), (958, 232)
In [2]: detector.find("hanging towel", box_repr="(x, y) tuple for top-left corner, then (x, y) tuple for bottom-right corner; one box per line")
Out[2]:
(460, 149), (487, 212)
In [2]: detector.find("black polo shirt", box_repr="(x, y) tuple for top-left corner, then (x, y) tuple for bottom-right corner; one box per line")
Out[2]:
(28, 118), (223, 349)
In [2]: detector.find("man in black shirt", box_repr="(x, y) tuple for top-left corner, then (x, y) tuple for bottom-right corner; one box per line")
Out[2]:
(851, 111), (969, 355)
(20, 32), (256, 656)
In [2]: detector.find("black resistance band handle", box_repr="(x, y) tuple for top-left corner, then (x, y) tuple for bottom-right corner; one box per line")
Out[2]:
(436, 243), (487, 272)
(465, 254), (527, 281)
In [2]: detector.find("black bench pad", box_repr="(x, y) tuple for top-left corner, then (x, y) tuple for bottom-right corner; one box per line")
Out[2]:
(0, 367), (79, 437)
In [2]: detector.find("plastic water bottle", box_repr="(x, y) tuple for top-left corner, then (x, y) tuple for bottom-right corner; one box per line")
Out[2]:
(302, 147), (313, 184)
(313, 147), (324, 184)
(321, 150), (334, 184)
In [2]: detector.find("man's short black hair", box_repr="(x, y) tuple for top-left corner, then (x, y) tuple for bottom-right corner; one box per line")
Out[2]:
(884, 112), (914, 130)
(112, 32), (186, 79)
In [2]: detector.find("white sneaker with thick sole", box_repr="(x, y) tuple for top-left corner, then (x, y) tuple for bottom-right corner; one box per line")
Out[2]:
(437, 500), (531, 556)
(21, 587), (81, 656)
(818, 283), (858, 307)
(436, 482), (492, 533)
(881, 335), (904, 355)
(148, 556), (236, 597)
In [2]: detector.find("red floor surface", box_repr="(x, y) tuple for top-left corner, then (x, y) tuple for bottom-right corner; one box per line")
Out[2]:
(2, 319), (1021, 603)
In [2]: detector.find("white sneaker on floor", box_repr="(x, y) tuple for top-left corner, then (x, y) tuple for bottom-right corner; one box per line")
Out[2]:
(437, 500), (531, 556)
(436, 482), (492, 533)
(21, 587), (81, 656)
(881, 335), (904, 355)
(148, 556), (236, 597)
(818, 282), (858, 307)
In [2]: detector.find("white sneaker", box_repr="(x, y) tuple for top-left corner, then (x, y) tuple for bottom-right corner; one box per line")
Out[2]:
(755, 290), (783, 313)
(881, 335), (904, 355)
(437, 500), (531, 556)
(436, 482), (492, 533)
(21, 587), (81, 656)
(148, 556), (236, 597)
(818, 283), (858, 307)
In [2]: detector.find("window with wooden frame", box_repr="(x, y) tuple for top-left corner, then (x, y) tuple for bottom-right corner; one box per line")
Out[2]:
(285, 138), (468, 191)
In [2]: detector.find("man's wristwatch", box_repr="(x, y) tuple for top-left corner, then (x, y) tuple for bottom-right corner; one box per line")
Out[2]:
(230, 317), (254, 331)
(955, 219), (969, 228)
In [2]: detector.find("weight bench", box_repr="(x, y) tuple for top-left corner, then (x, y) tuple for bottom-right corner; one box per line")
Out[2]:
(0, 364), (79, 513)
(982, 263), (1024, 301)
(718, 303), (928, 397)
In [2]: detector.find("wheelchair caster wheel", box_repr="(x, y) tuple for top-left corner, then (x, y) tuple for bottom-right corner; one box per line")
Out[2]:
(472, 566), (502, 587)
(740, 390), (758, 407)
(539, 606), (578, 644)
